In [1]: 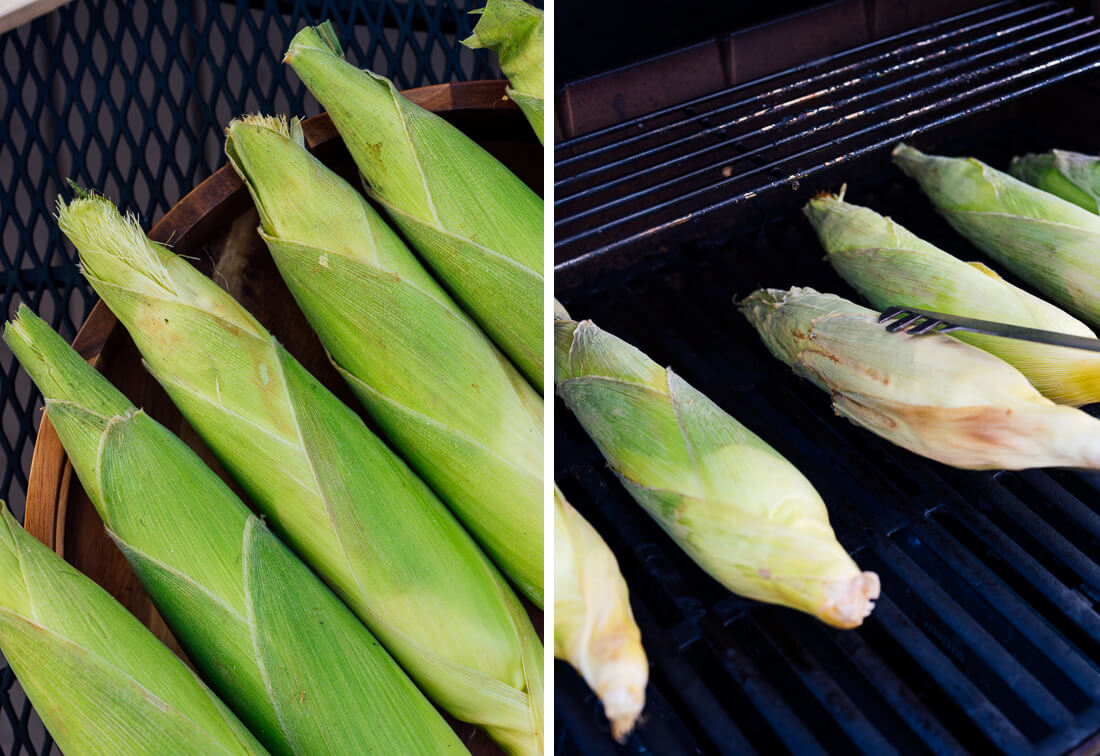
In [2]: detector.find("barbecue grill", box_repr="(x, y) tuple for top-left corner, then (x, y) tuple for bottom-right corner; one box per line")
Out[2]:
(554, 2), (1100, 753)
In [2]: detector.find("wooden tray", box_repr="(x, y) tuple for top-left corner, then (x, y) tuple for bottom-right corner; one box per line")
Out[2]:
(23, 80), (541, 754)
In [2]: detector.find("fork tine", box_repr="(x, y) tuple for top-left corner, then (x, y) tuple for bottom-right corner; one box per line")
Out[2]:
(878, 306), (906, 324)
(909, 317), (944, 335)
(885, 312), (924, 332)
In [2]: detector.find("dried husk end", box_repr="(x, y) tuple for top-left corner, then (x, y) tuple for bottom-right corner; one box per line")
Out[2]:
(822, 571), (880, 629)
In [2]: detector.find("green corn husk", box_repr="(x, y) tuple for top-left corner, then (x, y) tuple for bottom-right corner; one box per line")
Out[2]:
(1010, 150), (1100, 214)
(223, 116), (544, 607)
(4, 307), (467, 756)
(554, 485), (647, 742)
(285, 23), (544, 389)
(0, 503), (267, 756)
(741, 287), (1100, 471)
(554, 302), (879, 629)
(805, 191), (1100, 406)
(462, 0), (544, 143)
(893, 143), (1100, 326)
(58, 189), (543, 756)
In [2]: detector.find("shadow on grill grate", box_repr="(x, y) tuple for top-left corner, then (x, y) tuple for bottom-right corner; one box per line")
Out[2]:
(555, 26), (1100, 749)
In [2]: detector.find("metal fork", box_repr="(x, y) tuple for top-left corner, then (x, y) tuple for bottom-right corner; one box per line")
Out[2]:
(878, 305), (1100, 353)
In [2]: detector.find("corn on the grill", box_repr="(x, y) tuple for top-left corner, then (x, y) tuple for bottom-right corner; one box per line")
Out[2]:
(285, 23), (544, 389)
(555, 302), (879, 629)
(0, 503), (267, 756)
(805, 191), (1100, 406)
(222, 116), (544, 609)
(4, 307), (467, 756)
(741, 287), (1100, 471)
(893, 143), (1100, 326)
(463, 0), (544, 143)
(1011, 149), (1100, 214)
(59, 189), (543, 756)
(554, 485), (647, 741)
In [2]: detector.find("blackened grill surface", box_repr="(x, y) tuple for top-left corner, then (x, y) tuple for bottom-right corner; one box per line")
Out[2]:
(554, 75), (1100, 754)
(553, 1), (1100, 276)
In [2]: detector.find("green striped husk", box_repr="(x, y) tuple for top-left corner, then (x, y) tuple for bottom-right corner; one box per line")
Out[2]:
(741, 287), (1100, 471)
(59, 188), (543, 756)
(1011, 150), (1100, 214)
(285, 22), (544, 389)
(0, 501), (266, 756)
(463, 0), (545, 143)
(554, 485), (646, 742)
(805, 191), (1100, 406)
(893, 143), (1100, 327)
(4, 307), (467, 756)
(554, 302), (879, 629)
(223, 116), (544, 607)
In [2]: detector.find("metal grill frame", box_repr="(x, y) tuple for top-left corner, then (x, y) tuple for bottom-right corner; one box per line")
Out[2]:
(554, 4), (1100, 753)
(553, 1), (1100, 277)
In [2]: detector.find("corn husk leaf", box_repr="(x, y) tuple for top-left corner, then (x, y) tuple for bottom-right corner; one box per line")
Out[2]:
(1010, 149), (1100, 214)
(463, 0), (544, 143)
(0, 503), (267, 756)
(741, 287), (1100, 470)
(223, 116), (544, 609)
(554, 304), (879, 628)
(3, 307), (467, 756)
(554, 485), (647, 742)
(805, 192), (1100, 406)
(893, 143), (1100, 326)
(285, 23), (543, 388)
(60, 186), (542, 756)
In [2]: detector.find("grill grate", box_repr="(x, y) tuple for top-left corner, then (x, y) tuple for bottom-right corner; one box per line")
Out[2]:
(553, 1), (1100, 273)
(554, 78), (1100, 753)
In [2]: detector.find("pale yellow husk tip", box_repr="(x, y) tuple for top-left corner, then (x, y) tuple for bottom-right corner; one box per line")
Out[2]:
(555, 485), (647, 741)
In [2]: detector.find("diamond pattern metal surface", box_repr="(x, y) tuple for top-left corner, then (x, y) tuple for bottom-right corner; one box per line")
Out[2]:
(0, 1), (508, 751)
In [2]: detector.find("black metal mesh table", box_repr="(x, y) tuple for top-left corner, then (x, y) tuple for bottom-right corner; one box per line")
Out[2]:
(0, 1), (516, 750)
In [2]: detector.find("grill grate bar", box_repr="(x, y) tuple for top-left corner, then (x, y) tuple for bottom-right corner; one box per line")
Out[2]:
(555, 3), (1068, 191)
(555, 0), (1030, 154)
(907, 517), (1100, 699)
(935, 504), (1100, 657)
(869, 594), (1032, 751)
(827, 627), (968, 754)
(555, 12), (1084, 213)
(556, 53), (1100, 271)
(557, 27), (1100, 248)
(733, 614), (898, 754)
(870, 532), (1073, 733)
(968, 476), (1100, 593)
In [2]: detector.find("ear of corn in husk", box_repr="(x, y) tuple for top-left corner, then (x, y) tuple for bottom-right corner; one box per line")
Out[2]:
(463, 0), (544, 143)
(1010, 149), (1100, 214)
(741, 287), (1100, 471)
(3, 307), (467, 756)
(59, 187), (543, 756)
(554, 302), (879, 629)
(805, 191), (1100, 406)
(0, 503), (268, 756)
(554, 484), (647, 742)
(285, 23), (544, 389)
(893, 143), (1100, 327)
(223, 116), (544, 608)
